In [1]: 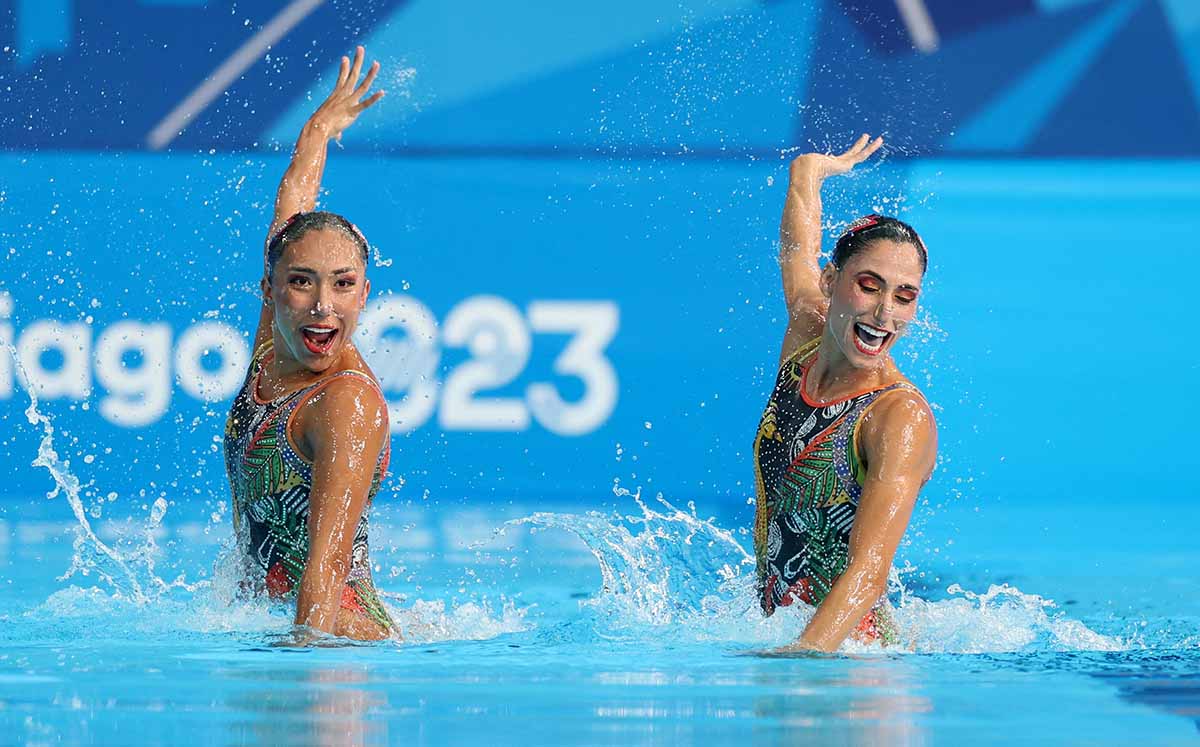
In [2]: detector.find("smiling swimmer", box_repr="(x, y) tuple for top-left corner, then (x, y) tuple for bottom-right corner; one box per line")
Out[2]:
(223, 47), (397, 642)
(752, 135), (938, 653)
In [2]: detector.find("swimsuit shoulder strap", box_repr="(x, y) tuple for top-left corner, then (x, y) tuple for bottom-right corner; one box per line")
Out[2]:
(286, 369), (386, 413)
(283, 368), (391, 453)
(246, 339), (274, 382)
(776, 337), (822, 389)
(832, 380), (926, 496)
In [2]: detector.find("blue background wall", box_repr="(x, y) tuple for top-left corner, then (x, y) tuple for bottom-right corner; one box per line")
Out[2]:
(1, 0), (1197, 520)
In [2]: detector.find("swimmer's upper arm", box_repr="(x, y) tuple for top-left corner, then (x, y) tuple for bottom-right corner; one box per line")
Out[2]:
(846, 391), (938, 582)
(778, 302), (826, 366)
(251, 293), (274, 351)
(291, 376), (389, 635)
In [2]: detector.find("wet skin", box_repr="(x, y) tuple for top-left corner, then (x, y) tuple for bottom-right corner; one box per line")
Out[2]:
(770, 135), (938, 652)
(256, 229), (391, 642)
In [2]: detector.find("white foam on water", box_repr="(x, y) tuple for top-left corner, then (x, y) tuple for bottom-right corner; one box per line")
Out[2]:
(388, 596), (529, 644)
(507, 483), (1131, 655)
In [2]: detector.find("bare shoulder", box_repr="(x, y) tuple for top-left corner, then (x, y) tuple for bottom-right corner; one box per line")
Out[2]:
(294, 363), (388, 461)
(859, 384), (938, 479)
(308, 372), (387, 428)
(342, 344), (383, 384)
(865, 385), (936, 431)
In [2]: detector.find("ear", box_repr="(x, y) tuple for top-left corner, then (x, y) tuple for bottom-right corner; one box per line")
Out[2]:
(361, 278), (371, 310)
(261, 276), (273, 305)
(819, 264), (838, 300)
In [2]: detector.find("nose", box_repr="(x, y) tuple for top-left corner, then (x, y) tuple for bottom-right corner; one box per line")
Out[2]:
(312, 283), (334, 316)
(874, 296), (891, 321)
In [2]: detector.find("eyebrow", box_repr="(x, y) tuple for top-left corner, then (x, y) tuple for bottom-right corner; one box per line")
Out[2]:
(287, 266), (358, 275)
(856, 270), (921, 293)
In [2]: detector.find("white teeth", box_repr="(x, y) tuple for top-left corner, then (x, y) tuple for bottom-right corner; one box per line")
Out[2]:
(302, 326), (336, 333)
(855, 323), (888, 339)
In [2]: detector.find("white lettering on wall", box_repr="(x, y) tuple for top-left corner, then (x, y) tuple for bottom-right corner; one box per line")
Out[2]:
(94, 322), (172, 427)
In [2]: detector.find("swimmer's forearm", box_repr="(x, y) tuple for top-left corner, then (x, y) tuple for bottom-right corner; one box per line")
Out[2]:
(781, 162), (823, 253)
(779, 159), (825, 309)
(794, 565), (886, 652)
(293, 564), (345, 634)
(268, 121), (332, 244)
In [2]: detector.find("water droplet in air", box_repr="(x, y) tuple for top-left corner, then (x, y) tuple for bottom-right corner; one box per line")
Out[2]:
(149, 497), (168, 526)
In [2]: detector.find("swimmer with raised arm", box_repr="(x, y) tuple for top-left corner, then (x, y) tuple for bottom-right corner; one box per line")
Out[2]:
(753, 135), (937, 652)
(223, 47), (395, 641)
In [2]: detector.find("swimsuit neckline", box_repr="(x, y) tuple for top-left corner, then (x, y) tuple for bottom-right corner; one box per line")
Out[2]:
(251, 348), (378, 406)
(252, 350), (326, 406)
(798, 352), (901, 408)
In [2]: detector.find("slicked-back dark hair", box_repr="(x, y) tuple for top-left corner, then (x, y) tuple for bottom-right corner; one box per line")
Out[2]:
(831, 214), (927, 275)
(266, 211), (370, 280)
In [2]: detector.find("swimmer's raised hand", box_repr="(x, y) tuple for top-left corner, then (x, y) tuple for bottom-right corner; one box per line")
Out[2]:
(307, 45), (385, 143)
(789, 134), (884, 183)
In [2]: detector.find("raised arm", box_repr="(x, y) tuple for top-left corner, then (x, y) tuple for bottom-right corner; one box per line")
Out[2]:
(787, 390), (936, 652)
(292, 377), (389, 640)
(268, 45), (384, 239)
(777, 134), (883, 363)
(254, 46), (384, 348)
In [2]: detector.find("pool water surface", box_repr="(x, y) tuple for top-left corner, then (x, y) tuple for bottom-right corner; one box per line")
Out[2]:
(0, 486), (1196, 746)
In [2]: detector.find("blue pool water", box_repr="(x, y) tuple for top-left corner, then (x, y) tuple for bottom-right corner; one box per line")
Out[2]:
(1, 395), (1198, 745)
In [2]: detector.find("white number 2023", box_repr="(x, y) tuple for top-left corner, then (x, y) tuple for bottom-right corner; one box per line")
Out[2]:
(356, 296), (618, 436)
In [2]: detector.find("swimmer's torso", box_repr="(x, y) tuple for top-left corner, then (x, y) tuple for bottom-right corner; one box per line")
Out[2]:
(223, 341), (393, 632)
(753, 338), (918, 643)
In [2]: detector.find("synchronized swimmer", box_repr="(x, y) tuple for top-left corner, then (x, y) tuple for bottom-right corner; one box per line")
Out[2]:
(754, 135), (937, 652)
(223, 47), (394, 641)
(219, 48), (937, 651)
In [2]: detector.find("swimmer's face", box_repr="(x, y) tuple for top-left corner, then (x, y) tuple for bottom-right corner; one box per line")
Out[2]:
(264, 228), (370, 373)
(820, 239), (923, 369)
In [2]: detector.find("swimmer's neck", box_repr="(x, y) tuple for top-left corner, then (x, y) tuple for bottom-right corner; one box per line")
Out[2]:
(268, 330), (353, 382)
(806, 335), (894, 400)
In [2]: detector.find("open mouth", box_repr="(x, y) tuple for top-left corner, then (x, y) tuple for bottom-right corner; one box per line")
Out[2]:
(852, 322), (891, 356)
(300, 325), (340, 355)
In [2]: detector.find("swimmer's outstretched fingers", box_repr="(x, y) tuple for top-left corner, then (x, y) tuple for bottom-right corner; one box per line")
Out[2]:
(788, 134), (884, 182)
(313, 45), (385, 143)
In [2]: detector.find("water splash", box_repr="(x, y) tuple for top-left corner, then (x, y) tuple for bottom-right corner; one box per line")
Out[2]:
(8, 343), (189, 604)
(509, 483), (753, 628)
(390, 596), (528, 644)
(505, 484), (1128, 655)
(893, 583), (1123, 654)
(17, 536), (528, 646)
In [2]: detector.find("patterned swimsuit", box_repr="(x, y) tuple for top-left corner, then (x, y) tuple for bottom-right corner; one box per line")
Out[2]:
(224, 341), (394, 632)
(753, 338), (920, 644)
